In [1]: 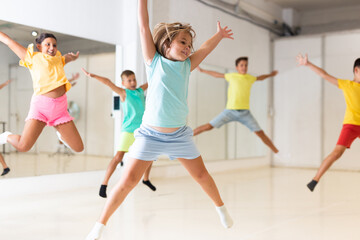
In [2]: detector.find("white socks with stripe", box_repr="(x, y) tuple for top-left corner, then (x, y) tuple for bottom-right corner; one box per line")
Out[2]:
(215, 205), (233, 228)
(86, 222), (105, 240)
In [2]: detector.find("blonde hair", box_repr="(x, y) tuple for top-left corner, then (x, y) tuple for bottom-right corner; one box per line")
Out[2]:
(153, 22), (196, 57)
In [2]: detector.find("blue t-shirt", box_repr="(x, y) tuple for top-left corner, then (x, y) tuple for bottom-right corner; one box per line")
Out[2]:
(120, 88), (145, 133)
(142, 52), (191, 127)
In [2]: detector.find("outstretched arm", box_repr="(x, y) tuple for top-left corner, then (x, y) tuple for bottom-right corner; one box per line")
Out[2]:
(0, 80), (11, 90)
(189, 22), (233, 72)
(140, 82), (148, 91)
(138, 0), (156, 65)
(296, 53), (338, 86)
(64, 51), (80, 64)
(197, 66), (225, 78)
(81, 68), (126, 99)
(256, 70), (278, 81)
(0, 32), (26, 60)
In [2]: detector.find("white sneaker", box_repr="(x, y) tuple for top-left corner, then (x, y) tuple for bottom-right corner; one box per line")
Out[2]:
(0, 131), (12, 145)
(86, 222), (104, 240)
(56, 131), (71, 150)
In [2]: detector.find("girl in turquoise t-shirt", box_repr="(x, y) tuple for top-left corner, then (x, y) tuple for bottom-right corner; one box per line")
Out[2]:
(86, 0), (234, 238)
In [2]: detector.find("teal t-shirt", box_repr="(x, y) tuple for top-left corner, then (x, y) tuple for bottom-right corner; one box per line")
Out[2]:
(143, 51), (191, 127)
(121, 88), (145, 133)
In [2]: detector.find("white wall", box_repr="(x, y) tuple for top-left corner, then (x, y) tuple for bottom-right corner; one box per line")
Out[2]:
(274, 30), (360, 170)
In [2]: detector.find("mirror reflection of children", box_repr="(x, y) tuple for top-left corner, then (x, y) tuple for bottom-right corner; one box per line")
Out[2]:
(297, 54), (360, 192)
(82, 68), (155, 198)
(86, 0), (234, 238)
(194, 57), (281, 158)
(0, 32), (84, 153)
(0, 80), (11, 176)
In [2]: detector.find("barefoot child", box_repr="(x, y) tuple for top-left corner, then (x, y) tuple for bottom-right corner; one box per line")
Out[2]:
(86, 0), (234, 238)
(297, 53), (360, 192)
(0, 32), (84, 153)
(81, 68), (156, 197)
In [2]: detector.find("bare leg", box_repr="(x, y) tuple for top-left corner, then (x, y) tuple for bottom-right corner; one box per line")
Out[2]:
(178, 156), (223, 206)
(313, 145), (346, 182)
(143, 162), (153, 181)
(98, 158), (153, 224)
(102, 151), (125, 185)
(7, 120), (46, 152)
(193, 123), (214, 136)
(0, 153), (8, 168)
(54, 121), (84, 152)
(179, 156), (233, 228)
(255, 130), (279, 153)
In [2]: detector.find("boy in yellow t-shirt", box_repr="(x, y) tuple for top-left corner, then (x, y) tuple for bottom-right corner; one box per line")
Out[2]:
(194, 57), (280, 157)
(297, 54), (360, 192)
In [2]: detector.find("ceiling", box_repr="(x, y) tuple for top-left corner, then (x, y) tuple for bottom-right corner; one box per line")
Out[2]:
(265, 0), (360, 11)
(0, 20), (115, 55)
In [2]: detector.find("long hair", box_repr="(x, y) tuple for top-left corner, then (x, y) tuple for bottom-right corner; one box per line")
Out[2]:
(153, 22), (196, 57)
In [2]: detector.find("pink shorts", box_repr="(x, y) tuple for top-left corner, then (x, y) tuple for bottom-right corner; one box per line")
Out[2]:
(26, 94), (74, 126)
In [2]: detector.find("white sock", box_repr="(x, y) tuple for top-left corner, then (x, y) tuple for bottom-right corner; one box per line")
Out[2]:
(215, 205), (233, 228)
(56, 131), (71, 150)
(86, 222), (105, 240)
(0, 131), (12, 145)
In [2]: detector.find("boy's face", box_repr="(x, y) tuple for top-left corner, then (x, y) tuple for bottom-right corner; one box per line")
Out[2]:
(122, 74), (137, 90)
(354, 67), (360, 82)
(236, 60), (248, 74)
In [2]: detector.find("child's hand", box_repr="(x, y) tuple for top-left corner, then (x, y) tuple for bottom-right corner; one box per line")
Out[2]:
(81, 68), (94, 78)
(296, 53), (308, 66)
(270, 70), (278, 76)
(66, 51), (80, 61)
(217, 22), (234, 40)
(71, 73), (80, 81)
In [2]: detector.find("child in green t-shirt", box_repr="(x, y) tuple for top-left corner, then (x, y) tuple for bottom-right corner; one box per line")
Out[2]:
(82, 68), (155, 198)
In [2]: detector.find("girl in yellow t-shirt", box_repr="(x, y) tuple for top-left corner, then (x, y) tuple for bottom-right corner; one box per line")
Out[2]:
(0, 32), (84, 153)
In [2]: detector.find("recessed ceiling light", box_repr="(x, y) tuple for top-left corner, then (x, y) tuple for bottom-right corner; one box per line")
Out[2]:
(31, 31), (38, 37)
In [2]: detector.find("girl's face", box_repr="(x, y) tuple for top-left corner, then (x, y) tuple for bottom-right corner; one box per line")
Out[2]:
(37, 37), (58, 56)
(122, 74), (137, 90)
(166, 31), (192, 61)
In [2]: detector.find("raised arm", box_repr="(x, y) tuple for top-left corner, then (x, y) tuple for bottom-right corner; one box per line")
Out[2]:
(256, 70), (278, 81)
(197, 66), (225, 78)
(64, 51), (80, 64)
(81, 68), (126, 99)
(189, 22), (233, 72)
(0, 32), (26, 60)
(297, 53), (338, 86)
(138, 0), (156, 65)
(0, 80), (11, 90)
(140, 82), (148, 91)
